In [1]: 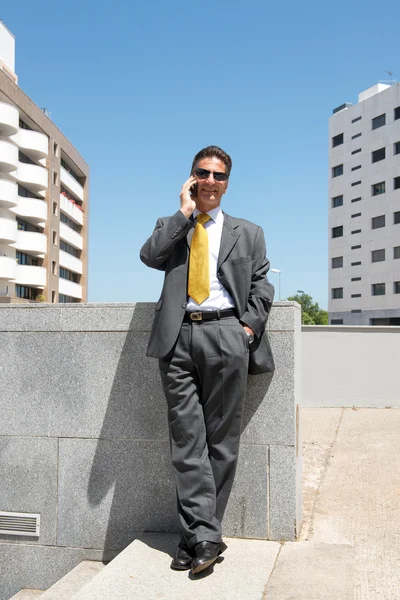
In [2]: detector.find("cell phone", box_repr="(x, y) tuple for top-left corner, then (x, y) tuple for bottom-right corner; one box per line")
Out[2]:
(190, 183), (198, 198)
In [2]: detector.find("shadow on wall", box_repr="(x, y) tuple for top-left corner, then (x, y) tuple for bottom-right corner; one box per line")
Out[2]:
(86, 304), (273, 557)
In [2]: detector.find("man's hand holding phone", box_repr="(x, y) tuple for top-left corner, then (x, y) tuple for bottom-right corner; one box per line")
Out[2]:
(180, 175), (197, 218)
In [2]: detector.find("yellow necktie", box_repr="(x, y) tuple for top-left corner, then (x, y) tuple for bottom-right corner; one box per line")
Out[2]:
(188, 213), (211, 305)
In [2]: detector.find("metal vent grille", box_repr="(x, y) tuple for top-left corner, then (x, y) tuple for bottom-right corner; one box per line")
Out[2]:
(0, 511), (40, 537)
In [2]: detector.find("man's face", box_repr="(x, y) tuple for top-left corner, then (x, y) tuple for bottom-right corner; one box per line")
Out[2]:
(192, 156), (229, 211)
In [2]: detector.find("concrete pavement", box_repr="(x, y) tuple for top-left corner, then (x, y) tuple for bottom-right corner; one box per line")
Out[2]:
(22, 408), (399, 600)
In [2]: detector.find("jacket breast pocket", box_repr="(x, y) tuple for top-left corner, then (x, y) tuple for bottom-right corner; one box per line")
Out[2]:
(230, 255), (252, 266)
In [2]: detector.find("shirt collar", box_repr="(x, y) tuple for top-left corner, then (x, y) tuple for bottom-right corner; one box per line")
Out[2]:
(193, 206), (222, 224)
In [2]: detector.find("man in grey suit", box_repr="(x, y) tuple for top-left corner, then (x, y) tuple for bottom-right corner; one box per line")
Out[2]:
(140, 146), (274, 575)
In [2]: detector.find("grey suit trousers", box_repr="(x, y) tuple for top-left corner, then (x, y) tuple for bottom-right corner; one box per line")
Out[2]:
(159, 315), (250, 548)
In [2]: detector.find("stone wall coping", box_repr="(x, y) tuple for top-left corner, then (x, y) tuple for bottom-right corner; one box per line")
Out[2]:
(0, 301), (300, 309)
(303, 325), (400, 333)
(0, 302), (300, 332)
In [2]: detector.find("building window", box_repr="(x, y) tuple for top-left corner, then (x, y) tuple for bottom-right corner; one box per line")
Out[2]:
(395, 282), (400, 294)
(352, 116), (362, 123)
(372, 181), (385, 196)
(19, 119), (32, 130)
(332, 288), (343, 299)
(372, 215), (385, 229)
(16, 251), (39, 266)
(351, 148), (362, 155)
(51, 290), (56, 303)
(331, 319), (344, 324)
(18, 184), (40, 199)
(351, 294), (361, 298)
(394, 177), (400, 190)
(59, 294), (80, 303)
(395, 106), (400, 120)
(394, 246), (400, 259)
(332, 256), (343, 268)
(372, 147), (385, 163)
(394, 211), (400, 225)
(332, 226), (343, 238)
(351, 180), (361, 187)
(53, 142), (59, 157)
(332, 133), (344, 147)
(60, 212), (82, 233)
(351, 197), (361, 203)
(372, 114), (386, 129)
(351, 261), (361, 266)
(372, 283), (385, 296)
(16, 285), (39, 300)
(52, 260), (57, 275)
(352, 133), (362, 140)
(17, 218), (40, 233)
(53, 202), (58, 216)
(351, 277), (362, 281)
(332, 195), (343, 208)
(60, 239), (81, 258)
(351, 309), (362, 313)
(52, 230), (57, 245)
(53, 170), (58, 186)
(351, 245), (361, 250)
(351, 213), (361, 218)
(351, 229), (361, 234)
(372, 249), (385, 262)
(370, 317), (400, 325)
(59, 267), (80, 284)
(332, 164), (343, 177)
(394, 141), (400, 155)
(19, 151), (36, 165)
(351, 165), (362, 171)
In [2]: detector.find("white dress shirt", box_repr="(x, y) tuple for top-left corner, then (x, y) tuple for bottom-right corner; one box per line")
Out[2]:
(186, 206), (235, 312)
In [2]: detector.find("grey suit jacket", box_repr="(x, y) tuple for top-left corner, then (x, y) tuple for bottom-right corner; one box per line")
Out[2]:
(140, 210), (275, 372)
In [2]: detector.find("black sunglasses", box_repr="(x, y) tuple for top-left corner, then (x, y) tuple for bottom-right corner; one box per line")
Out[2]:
(193, 168), (229, 182)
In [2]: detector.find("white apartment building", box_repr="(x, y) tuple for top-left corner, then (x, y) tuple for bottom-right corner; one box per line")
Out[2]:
(328, 82), (400, 325)
(0, 21), (88, 304)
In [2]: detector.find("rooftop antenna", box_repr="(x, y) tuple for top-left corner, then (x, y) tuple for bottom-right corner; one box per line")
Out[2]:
(379, 70), (397, 85)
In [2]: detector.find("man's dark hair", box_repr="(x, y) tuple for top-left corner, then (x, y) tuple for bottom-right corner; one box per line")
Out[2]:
(191, 145), (232, 177)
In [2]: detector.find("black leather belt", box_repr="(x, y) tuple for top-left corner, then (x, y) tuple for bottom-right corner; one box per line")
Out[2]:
(183, 309), (236, 322)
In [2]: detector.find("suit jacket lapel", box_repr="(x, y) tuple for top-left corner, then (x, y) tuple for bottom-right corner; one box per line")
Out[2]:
(186, 215), (195, 249)
(217, 212), (240, 269)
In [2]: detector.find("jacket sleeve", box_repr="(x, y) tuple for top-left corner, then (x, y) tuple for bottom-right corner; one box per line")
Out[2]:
(239, 226), (275, 338)
(140, 210), (194, 271)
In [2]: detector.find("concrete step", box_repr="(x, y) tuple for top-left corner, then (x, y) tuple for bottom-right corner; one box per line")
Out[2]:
(9, 591), (44, 599)
(38, 560), (105, 600)
(69, 534), (280, 600)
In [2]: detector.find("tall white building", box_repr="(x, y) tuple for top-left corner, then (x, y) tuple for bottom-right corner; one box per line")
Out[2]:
(328, 82), (400, 325)
(0, 21), (88, 304)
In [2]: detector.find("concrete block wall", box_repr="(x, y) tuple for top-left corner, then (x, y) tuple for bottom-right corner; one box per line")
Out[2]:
(0, 302), (301, 599)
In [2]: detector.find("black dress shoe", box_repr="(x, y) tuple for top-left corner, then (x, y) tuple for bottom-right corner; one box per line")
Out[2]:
(191, 541), (227, 575)
(170, 542), (193, 570)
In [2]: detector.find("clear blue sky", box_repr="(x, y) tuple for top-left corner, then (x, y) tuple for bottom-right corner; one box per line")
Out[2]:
(2, 0), (399, 308)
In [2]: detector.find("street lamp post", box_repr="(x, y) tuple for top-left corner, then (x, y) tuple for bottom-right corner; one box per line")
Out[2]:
(271, 268), (281, 300)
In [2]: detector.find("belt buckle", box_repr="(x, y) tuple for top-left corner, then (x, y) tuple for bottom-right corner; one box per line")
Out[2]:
(190, 312), (202, 321)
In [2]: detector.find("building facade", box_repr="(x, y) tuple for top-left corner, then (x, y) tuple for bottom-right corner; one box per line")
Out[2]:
(0, 21), (88, 304)
(328, 82), (400, 325)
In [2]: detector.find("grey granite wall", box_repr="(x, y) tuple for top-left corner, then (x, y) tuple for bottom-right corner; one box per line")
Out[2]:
(0, 301), (301, 599)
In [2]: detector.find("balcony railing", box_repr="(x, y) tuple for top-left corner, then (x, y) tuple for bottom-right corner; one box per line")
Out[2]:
(12, 129), (48, 160)
(60, 192), (84, 226)
(60, 166), (84, 202)
(0, 101), (19, 136)
(59, 222), (83, 251)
